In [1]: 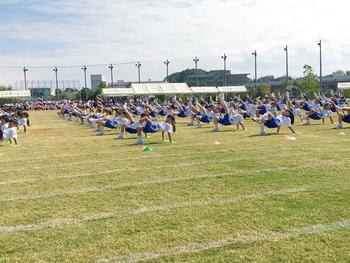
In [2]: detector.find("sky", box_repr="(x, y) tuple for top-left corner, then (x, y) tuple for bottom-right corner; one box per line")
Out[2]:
(0, 0), (349, 87)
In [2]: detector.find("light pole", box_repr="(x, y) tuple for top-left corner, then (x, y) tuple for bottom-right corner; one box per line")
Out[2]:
(82, 65), (87, 101)
(164, 59), (170, 83)
(53, 67), (59, 100)
(109, 64), (114, 88)
(284, 45), (289, 82)
(23, 67), (28, 90)
(221, 53), (227, 86)
(136, 62), (141, 83)
(193, 57), (199, 86)
(252, 50), (258, 94)
(318, 40), (323, 94)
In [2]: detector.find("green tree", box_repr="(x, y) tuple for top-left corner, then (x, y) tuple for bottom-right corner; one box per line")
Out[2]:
(0, 85), (12, 91)
(198, 80), (207, 87)
(168, 69), (206, 84)
(333, 70), (345, 76)
(297, 65), (320, 97)
(247, 87), (257, 97)
(58, 91), (77, 100)
(342, 89), (350, 97)
(64, 88), (78, 92)
(76, 82), (106, 101)
(77, 88), (94, 101)
(259, 84), (271, 96)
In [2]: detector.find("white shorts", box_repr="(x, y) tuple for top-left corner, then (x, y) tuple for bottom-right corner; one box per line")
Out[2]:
(17, 118), (27, 126)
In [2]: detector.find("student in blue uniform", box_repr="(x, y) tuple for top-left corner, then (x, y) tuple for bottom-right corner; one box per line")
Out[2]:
(0, 119), (18, 146)
(195, 103), (216, 128)
(336, 107), (350, 129)
(117, 112), (146, 143)
(136, 115), (176, 145)
(16, 110), (29, 133)
(212, 95), (245, 132)
(303, 102), (334, 125)
(253, 109), (296, 136)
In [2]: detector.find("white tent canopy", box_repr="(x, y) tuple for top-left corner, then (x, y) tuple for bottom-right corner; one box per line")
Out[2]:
(102, 88), (134, 97)
(338, 82), (350, 90)
(0, 90), (31, 98)
(190, 86), (218, 94)
(102, 83), (247, 97)
(161, 83), (192, 94)
(217, 86), (247, 93)
(131, 83), (192, 95)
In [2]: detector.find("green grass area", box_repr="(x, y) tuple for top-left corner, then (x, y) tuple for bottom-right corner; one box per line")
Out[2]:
(0, 111), (349, 263)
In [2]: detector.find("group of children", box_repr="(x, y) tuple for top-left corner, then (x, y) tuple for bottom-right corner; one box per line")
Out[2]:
(57, 93), (350, 145)
(0, 108), (30, 146)
(57, 101), (177, 145)
(1, 94), (349, 147)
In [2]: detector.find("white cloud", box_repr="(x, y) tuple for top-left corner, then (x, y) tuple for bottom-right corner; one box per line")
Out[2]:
(0, 0), (349, 86)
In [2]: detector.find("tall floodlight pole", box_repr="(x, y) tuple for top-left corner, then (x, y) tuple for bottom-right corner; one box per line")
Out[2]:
(193, 57), (199, 86)
(136, 62), (141, 83)
(252, 50), (258, 94)
(109, 64), (114, 87)
(318, 40), (323, 94)
(23, 67), (28, 90)
(164, 59), (170, 83)
(53, 67), (59, 99)
(284, 45), (289, 82)
(82, 65), (87, 101)
(221, 54), (227, 86)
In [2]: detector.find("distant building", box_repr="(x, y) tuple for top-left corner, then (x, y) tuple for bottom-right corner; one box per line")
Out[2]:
(184, 70), (250, 87)
(322, 72), (350, 92)
(91, 74), (106, 89)
(247, 76), (291, 92)
(246, 72), (350, 94)
(13, 80), (81, 98)
(108, 80), (132, 89)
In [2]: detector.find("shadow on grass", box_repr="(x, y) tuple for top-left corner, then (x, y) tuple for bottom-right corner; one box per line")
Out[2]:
(202, 129), (242, 133)
(331, 127), (350, 130)
(248, 133), (291, 138)
(126, 141), (167, 147)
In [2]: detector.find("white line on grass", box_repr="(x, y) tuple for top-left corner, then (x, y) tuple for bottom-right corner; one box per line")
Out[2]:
(2, 133), (307, 163)
(0, 165), (338, 202)
(0, 185), (341, 233)
(0, 140), (223, 163)
(0, 148), (232, 174)
(7, 150), (235, 171)
(0, 171), (238, 202)
(0, 155), (239, 187)
(97, 219), (350, 263)
(0, 150), (337, 186)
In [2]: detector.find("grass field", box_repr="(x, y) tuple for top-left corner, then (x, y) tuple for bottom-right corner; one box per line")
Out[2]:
(0, 111), (349, 263)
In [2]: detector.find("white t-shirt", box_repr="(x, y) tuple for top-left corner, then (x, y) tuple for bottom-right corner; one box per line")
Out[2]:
(312, 103), (321, 111)
(128, 121), (144, 129)
(17, 118), (27, 126)
(292, 108), (302, 116)
(230, 114), (244, 124)
(115, 117), (129, 126)
(228, 107), (236, 115)
(246, 104), (257, 116)
(136, 107), (145, 114)
(206, 111), (215, 119)
(2, 128), (17, 140)
(276, 115), (292, 126)
(322, 109), (333, 117)
(159, 122), (173, 133)
(0, 122), (9, 131)
(269, 106), (278, 114)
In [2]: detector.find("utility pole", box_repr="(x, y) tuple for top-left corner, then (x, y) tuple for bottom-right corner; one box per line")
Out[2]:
(193, 57), (199, 86)
(221, 54), (227, 86)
